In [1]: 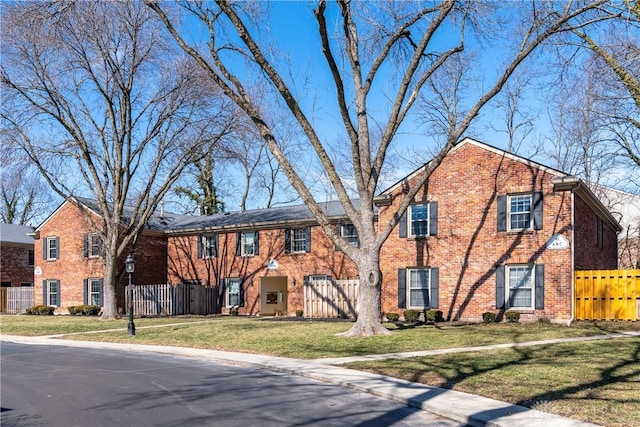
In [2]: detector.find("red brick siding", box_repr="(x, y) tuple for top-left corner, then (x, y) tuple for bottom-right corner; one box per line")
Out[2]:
(34, 202), (167, 313)
(1, 244), (34, 286)
(378, 143), (575, 322)
(167, 226), (358, 315)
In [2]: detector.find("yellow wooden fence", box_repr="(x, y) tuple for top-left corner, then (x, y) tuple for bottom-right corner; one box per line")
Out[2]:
(575, 270), (640, 321)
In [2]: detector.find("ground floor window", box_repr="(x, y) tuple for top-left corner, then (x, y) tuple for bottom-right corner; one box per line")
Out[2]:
(86, 278), (103, 306)
(45, 280), (59, 306)
(507, 265), (534, 309)
(407, 268), (430, 308)
(225, 278), (242, 307)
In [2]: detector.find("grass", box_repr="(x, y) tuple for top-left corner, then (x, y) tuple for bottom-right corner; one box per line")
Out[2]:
(344, 338), (640, 427)
(2, 315), (638, 426)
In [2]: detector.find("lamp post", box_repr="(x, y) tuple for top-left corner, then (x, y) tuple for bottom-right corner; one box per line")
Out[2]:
(125, 254), (135, 336)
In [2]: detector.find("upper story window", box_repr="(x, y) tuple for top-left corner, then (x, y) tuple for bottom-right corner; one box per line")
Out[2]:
(44, 237), (59, 260)
(285, 227), (311, 253)
(84, 233), (102, 258)
(236, 231), (259, 257)
(399, 202), (438, 238)
(509, 194), (532, 231)
(340, 224), (359, 247)
(28, 250), (34, 266)
(497, 192), (543, 232)
(197, 234), (218, 258)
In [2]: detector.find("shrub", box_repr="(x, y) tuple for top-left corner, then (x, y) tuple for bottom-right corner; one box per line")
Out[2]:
(295, 309), (303, 317)
(385, 312), (399, 322)
(403, 309), (420, 323)
(482, 312), (497, 323)
(505, 311), (521, 323)
(230, 308), (239, 316)
(26, 305), (55, 315)
(82, 305), (101, 315)
(425, 309), (444, 322)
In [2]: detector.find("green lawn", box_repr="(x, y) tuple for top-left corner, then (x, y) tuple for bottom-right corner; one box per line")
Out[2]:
(2, 315), (638, 426)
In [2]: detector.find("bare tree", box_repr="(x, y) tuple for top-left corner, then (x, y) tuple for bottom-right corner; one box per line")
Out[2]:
(150, 0), (619, 336)
(1, 1), (231, 318)
(0, 143), (54, 225)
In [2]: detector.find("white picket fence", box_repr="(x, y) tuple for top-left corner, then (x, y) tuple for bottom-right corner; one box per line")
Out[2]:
(303, 279), (359, 318)
(125, 283), (218, 316)
(0, 287), (34, 314)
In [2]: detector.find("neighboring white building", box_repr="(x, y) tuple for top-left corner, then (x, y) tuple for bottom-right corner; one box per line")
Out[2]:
(595, 186), (640, 268)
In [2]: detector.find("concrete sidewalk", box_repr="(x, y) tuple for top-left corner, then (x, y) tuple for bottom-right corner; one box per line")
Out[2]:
(4, 332), (637, 427)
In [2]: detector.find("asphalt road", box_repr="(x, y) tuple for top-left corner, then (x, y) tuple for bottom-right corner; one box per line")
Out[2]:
(1, 342), (464, 427)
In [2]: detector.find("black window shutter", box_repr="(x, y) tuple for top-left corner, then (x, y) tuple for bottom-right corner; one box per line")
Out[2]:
(398, 269), (406, 309)
(42, 280), (47, 304)
(284, 229), (291, 254)
(495, 266), (505, 309)
(213, 234), (219, 257)
(399, 212), (407, 238)
(235, 232), (241, 256)
(254, 231), (260, 255)
(197, 235), (203, 258)
(497, 196), (507, 232)
(58, 280), (61, 306)
(429, 202), (438, 236)
(98, 279), (104, 306)
(42, 239), (47, 260)
(83, 279), (88, 304)
(533, 192), (543, 230)
(83, 234), (89, 257)
(239, 279), (245, 307)
(305, 227), (311, 252)
(535, 264), (545, 309)
(303, 276), (309, 286)
(430, 267), (439, 308)
(55, 237), (60, 259)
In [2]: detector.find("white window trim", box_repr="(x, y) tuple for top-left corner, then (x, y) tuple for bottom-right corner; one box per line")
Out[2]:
(340, 224), (359, 247)
(225, 278), (242, 307)
(408, 204), (430, 238)
(88, 233), (101, 258)
(290, 228), (307, 253)
(46, 279), (60, 307)
(46, 237), (58, 260)
(406, 267), (431, 309)
(505, 264), (535, 310)
(507, 194), (533, 232)
(202, 235), (217, 258)
(87, 278), (102, 306)
(240, 232), (256, 257)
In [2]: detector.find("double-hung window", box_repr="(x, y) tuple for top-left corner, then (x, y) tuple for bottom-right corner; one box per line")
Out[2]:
(509, 194), (532, 231)
(44, 237), (59, 260)
(225, 278), (242, 307)
(87, 278), (103, 306)
(409, 204), (429, 237)
(285, 227), (311, 253)
(239, 231), (257, 256)
(85, 233), (102, 258)
(45, 279), (60, 306)
(341, 224), (359, 247)
(407, 268), (430, 308)
(506, 265), (534, 309)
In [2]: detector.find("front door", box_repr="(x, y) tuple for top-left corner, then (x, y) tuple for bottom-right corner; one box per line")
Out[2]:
(260, 276), (287, 316)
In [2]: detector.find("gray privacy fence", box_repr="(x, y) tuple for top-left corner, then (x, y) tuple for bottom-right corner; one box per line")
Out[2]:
(303, 279), (359, 318)
(0, 287), (34, 314)
(125, 283), (219, 316)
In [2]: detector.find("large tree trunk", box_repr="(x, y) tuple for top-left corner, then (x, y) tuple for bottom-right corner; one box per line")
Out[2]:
(101, 246), (119, 319)
(340, 250), (391, 337)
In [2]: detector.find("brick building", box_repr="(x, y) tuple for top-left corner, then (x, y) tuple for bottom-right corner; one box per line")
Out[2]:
(31, 138), (622, 321)
(0, 223), (35, 288)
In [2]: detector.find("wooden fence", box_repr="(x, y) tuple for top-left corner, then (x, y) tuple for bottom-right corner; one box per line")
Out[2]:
(303, 279), (359, 318)
(0, 287), (34, 314)
(125, 283), (218, 317)
(575, 270), (640, 321)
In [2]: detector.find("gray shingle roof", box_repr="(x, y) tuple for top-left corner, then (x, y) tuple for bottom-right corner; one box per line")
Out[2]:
(0, 223), (35, 245)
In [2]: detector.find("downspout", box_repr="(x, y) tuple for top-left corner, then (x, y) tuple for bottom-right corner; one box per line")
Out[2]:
(567, 189), (575, 327)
